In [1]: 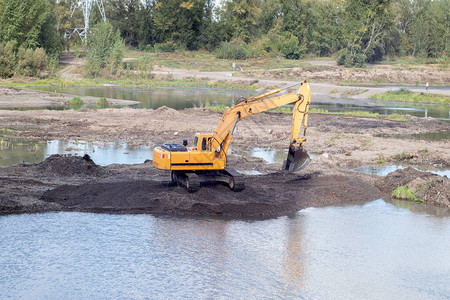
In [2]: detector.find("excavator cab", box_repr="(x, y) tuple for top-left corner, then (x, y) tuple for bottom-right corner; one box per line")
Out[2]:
(193, 134), (213, 151)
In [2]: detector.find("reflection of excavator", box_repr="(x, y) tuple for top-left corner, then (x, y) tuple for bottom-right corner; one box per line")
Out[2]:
(153, 80), (311, 192)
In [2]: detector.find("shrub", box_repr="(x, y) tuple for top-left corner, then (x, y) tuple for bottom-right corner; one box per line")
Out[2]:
(366, 45), (384, 63)
(16, 47), (47, 76)
(86, 22), (125, 77)
(73, 46), (81, 60)
(337, 49), (366, 68)
(281, 35), (306, 60)
(392, 88), (412, 95)
(0, 42), (15, 77)
(47, 55), (59, 77)
(153, 41), (177, 53)
(96, 97), (109, 108)
(135, 55), (153, 79)
(108, 33), (126, 76)
(215, 39), (259, 60)
(69, 97), (84, 106)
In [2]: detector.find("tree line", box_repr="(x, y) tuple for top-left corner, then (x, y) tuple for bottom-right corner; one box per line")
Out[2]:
(0, 0), (448, 77)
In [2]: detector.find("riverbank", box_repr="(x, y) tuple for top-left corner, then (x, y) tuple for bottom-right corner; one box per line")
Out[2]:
(1, 102), (449, 217)
(0, 86), (139, 108)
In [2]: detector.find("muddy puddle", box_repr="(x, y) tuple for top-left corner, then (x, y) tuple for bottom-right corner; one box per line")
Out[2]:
(354, 165), (450, 177)
(375, 130), (450, 141)
(1, 199), (449, 299)
(232, 147), (287, 164)
(0, 139), (156, 167)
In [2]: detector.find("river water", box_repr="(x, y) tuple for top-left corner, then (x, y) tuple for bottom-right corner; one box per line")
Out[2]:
(36, 86), (450, 121)
(1, 199), (449, 299)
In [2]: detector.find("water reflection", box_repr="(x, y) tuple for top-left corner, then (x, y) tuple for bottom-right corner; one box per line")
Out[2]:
(354, 165), (450, 177)
(37, 86), (253, 110)
(0, 139), (155, 167)
(284, 216), (307, 291)
(0, 199), (449, 298)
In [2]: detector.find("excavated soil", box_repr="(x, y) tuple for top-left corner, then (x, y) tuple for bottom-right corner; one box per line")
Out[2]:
(376, 167), (450, 207)
(1, 154), (385, 218)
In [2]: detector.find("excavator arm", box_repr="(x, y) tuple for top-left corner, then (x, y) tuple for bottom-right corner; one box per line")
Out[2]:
(210, 80), (311, 171)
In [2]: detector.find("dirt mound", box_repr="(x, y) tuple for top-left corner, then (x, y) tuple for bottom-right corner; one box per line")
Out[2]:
(376, 167), (449, 207)
(153, 105), (180, 117)
(36, 154), (107, 177)
(40, 171), (385, 218)
(40, 179), (299, 218)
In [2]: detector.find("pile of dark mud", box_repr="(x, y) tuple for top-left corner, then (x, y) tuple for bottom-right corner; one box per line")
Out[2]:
(35, 154), (107, 177)
(40, 180), (299, 218)
(0, 155), (398, 218)
(376, 167), (449, 207)
(40, 170), (385, 218)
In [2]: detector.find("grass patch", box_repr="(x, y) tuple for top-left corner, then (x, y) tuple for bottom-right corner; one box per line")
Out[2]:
(205, 104), (228, 113)
(326, 135), (350, 144)
(396, 152), (413, 160)
(96, 97), (108, 105)
(267, 107), (381, 118)
(96, 97), (110, 108)
(420, 148), (428, 155)
(391, 185), (424, 203)
(385, 114), (409, 121)
(310, 108), (329, 114)
(1, 76), (259, 91)
(69, 97), (84, 105)
(267, 106), (293, 114)
(341, 89), (369, 96)
(341, 111), (379, 118)
(377, 154), (391, 164)
(362, 139), (372, 147)
(124, 50), (311, 72)
(370, 88), (450, 104)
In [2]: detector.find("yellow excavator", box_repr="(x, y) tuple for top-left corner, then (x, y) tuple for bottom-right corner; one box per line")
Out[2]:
(153, 80), (311, 192)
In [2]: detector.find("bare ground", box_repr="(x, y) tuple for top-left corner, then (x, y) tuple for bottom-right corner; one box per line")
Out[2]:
(0, 88), (449, 217)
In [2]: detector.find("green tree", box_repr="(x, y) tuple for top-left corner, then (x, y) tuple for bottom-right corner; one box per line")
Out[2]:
(0, 0), (60, 54)
(107, 0), (142, 47)
(280, 0), (315, 51)
(408, 0), (449, 57)
(220, 0), (262, 43)
(138, 1), (156, 49)
(16, 47), (47, 77)
(87, 21), (125, 76)
(153, 0), (208, 49)
(0, 42), (15, 77)
(339, 0), (395, 65)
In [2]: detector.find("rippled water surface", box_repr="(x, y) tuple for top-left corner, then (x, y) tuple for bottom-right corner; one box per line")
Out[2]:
(1, 199), (449, 299)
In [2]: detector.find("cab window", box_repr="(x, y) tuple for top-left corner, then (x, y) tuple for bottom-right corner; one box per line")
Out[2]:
(194, 136), (198, 147)
(201, 138), (207, 150)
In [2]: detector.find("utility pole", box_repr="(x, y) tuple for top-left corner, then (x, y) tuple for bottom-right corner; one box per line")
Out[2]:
(65, 0), (107, 44)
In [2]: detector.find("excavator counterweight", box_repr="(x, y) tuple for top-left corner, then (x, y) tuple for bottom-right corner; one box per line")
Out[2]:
(153, 81), (312, 192)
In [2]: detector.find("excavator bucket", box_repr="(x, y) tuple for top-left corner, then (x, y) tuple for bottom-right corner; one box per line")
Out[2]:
(283, 146), (310, 173)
